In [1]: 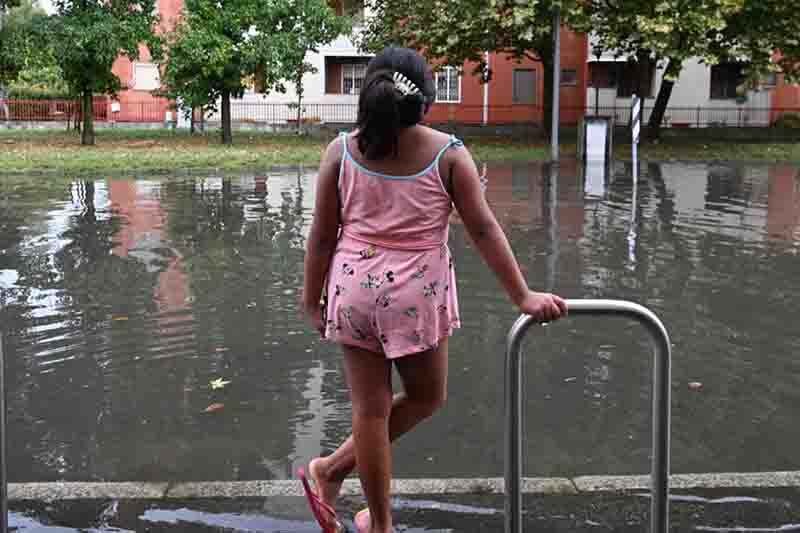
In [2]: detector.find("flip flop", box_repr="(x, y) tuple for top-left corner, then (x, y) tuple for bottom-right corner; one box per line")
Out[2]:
(354, 508), (371, 533)
(298, 467), (345, 533)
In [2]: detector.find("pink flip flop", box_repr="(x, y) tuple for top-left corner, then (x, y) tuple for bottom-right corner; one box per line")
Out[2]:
(298, 468), (345, 533)
(353, 508), (371, 533)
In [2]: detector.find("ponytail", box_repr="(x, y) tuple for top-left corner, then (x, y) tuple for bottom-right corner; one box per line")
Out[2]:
(356, 69), (428, 160)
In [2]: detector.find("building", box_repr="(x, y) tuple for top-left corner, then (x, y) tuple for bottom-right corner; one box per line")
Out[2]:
(108, 0), (589, 127)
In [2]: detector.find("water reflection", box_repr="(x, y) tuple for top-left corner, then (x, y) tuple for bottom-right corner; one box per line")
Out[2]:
(0, 159), (799, 483)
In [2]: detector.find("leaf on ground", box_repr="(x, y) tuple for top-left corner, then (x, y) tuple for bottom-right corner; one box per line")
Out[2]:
(210, 378), (231, 390)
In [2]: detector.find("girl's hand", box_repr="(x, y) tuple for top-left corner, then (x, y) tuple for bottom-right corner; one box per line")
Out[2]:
(516, 291), (568, 323)
(303, 303), (325, 335)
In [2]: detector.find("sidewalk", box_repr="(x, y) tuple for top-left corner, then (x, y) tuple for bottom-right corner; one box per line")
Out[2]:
(9, 482), (800, 531)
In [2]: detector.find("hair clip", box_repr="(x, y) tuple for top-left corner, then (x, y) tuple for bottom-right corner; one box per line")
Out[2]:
(393, 72), (421, 97)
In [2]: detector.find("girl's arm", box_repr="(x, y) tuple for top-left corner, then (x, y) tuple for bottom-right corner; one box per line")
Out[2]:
(302, 139), (343, 327)
(447, 146), (567, 322)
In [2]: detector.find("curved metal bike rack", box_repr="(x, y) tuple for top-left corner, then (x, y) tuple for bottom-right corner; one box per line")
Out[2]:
(0, 333), (7, 533)
(505, 299), (672, 533)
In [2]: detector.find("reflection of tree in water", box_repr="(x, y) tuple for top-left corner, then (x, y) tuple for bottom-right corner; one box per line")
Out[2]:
(0, 183), (69, 481)
(158, 173), (325, 480)
(0, 180), (170, 480)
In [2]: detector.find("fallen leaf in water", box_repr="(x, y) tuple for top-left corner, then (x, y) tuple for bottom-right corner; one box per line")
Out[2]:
(215, 347), (229, 353)
(204, 403), (225, 413)
(210, 378), (231, 390)
(688, 382), (703, 391)
(112, 316), (129, 322)
(564, 377), (577, 383)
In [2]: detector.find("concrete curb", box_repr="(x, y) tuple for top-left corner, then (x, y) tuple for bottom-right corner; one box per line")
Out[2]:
(8, 472), (800, 502)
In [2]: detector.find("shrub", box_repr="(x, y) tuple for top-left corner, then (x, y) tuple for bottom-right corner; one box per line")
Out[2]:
(7, 83), (72, 100)
(772, 113), (800, 129)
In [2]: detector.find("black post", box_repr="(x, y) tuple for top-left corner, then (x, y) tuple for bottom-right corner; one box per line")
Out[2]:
(0, 333), (7, 533)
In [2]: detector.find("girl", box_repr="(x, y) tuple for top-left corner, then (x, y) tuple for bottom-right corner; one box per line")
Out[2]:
(301, 47), (567, 533)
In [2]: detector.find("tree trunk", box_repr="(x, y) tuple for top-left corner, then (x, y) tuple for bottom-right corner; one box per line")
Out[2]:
(296, 94), (302, 135)
(221, 90), (232, 145)
(190, 106), (196, 134)
(646, 59), (681, 140)
(74, 96), (81, 131)
(81, 89), (95, 146)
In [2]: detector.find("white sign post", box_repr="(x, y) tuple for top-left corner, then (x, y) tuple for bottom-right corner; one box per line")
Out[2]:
(631, 94), (641, 185)
(628, 94), (642, 268)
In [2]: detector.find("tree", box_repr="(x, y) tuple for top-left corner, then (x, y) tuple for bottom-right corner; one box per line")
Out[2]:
(0, 0), (53, 122)
(575, 0), (800, 138)
(161, 0), (346, 145)
(50, 0), (161, 145)
(0, 0), (51, 88)
(360, 0), (581, 138)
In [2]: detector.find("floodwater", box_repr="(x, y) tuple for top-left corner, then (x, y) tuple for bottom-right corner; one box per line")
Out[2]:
(0, 160), (799, 484)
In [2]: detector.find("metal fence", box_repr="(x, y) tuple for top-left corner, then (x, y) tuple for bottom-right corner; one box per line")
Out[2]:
(0, 98), (108, 123)
(1, 98), (799, 128)
(583, 105), (800, 128)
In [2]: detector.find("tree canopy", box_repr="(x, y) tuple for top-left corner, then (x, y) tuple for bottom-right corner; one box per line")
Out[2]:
(0, 0), (52, 88)
(723, 0), (800, 83)
(161, 0), (347, 144)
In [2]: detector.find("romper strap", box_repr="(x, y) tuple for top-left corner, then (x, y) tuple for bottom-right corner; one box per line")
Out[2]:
(433, 135), (463, 166)
(338, 132), (349, 180)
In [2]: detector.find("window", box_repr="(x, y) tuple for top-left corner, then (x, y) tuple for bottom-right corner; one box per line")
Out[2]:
(133, 63), (160, 91)
(435, 67), (461, 103)
(325, 57), (370, 94)
(615, 61), (655, 98)
(512, 69), (537, 104)
(710, 63), (745, 99)
(561, 69), (578, 86)
(330, 0), (364, 19)
(342, 63), (367, 95)
(589, 62), (616, 89)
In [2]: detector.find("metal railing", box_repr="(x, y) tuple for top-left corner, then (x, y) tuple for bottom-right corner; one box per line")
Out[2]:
(2, 99), (798, 129)
(505, 299), (672, 533)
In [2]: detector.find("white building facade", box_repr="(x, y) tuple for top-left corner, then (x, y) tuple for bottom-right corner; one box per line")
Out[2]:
(586, 36), (776, 127)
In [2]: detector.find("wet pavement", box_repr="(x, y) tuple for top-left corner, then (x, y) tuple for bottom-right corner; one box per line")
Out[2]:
(10, 488), (800, 532)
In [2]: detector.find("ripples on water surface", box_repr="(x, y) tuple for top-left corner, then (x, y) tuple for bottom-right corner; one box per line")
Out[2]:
(0, 160), (799, 482)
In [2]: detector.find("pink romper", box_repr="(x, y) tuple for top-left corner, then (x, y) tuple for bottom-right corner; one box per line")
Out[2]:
(322, 133), (462, 359)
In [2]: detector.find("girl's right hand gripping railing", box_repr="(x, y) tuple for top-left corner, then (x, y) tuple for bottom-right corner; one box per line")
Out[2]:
(504, 299), (672, 533)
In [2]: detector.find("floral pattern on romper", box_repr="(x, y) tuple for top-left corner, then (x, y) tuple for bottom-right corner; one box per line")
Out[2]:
(324, 239), (460, 358)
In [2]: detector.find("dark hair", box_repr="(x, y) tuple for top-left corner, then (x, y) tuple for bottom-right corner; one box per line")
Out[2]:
(356, 47), (435, 160)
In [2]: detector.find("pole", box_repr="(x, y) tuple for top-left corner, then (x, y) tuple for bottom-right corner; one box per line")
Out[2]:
(631, 94), (641, 186)
(505, 300), (672, 533)
(0, 333), (7, 533)
(482, 51), (490, 126)
(551, 7), (561, 162)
